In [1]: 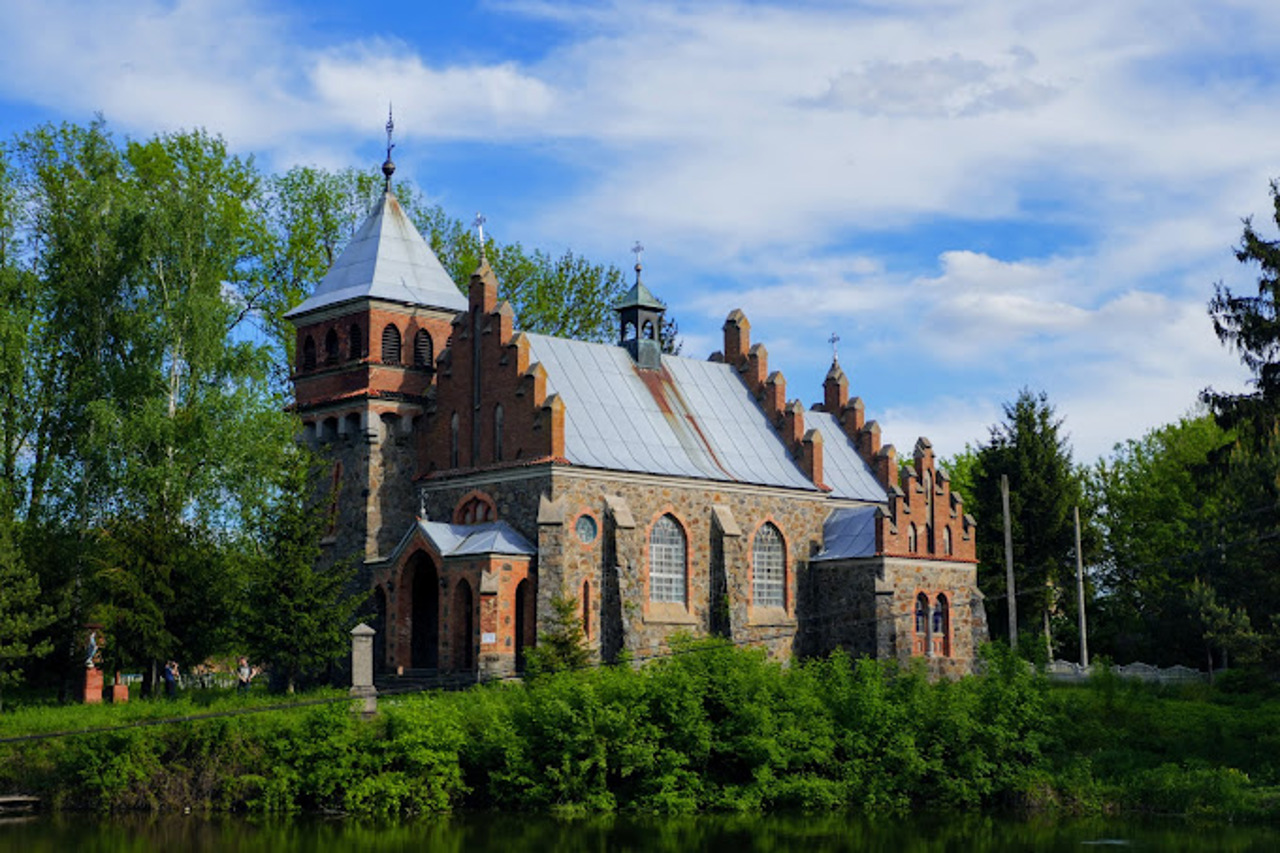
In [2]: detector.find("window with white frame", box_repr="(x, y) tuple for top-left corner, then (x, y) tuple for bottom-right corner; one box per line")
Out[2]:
(752, 523), (785, 607)
(649, 514), (687, 604)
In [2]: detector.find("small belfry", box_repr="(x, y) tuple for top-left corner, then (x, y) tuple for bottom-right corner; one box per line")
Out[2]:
(285, 135), (987, 684)
(614, 241), (666, 369)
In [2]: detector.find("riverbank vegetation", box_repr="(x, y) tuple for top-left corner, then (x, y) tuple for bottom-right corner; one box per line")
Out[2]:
(2, 642), (1278, 821)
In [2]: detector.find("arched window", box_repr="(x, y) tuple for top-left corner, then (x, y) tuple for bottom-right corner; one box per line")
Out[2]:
(642, 320), (655, 340)
(752, 523), (785, 608)
(302, 336), (316, 371)
(649, 514), (687, 605)
(381, 324), (401, 364)
(413, 329), (434, 369)
(942, 526), (953, 556)
(494, 404), (504, 462)
(450, 412), (460, 468)
(933, 594), (951, 657)
(623, 322), (636, 341)
(915, 593), (929, 639)
(582, 580), (591, 639)
(324, 328), (339, 364)
(907, 523), (918, 553)
(455, 495), (494, 524)
(349, 324), (364, 360)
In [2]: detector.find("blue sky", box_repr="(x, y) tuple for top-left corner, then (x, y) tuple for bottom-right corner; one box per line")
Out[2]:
(1, 0), (1275, 462)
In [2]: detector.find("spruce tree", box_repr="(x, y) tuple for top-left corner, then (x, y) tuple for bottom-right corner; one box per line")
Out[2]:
(972, 389), (1090, 657)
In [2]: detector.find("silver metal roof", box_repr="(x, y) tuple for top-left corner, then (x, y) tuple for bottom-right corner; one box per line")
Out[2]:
(284, 191), (467, 319)
(811, 505), (879, 561)
(805, 410), (887, 501)
(417, 519), (536, 558)
(525, 334), (883, 499)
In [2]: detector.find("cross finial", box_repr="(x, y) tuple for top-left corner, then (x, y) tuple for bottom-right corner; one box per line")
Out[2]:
(473, 212), (487, 260)
(828, 332), (841, 363)
(632, 241), (644, 284)
(382, 103), (397, 191)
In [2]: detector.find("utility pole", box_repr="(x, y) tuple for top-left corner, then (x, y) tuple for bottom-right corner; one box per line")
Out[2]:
(1075, 505), (1089, 668)
(1002, 474), (1017, 650)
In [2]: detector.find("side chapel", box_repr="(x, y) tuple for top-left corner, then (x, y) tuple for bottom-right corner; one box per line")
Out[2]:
(285, 159), (988, 680)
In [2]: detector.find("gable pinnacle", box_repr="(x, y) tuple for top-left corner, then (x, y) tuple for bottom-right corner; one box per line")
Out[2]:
(382, 103), (396, 191)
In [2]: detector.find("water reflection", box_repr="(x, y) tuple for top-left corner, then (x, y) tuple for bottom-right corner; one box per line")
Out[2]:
(2, 812), (1278, 853)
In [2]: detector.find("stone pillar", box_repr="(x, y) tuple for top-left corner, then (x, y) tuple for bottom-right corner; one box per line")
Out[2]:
(350, 623), (377, 718)
(83, 667), (104, 704)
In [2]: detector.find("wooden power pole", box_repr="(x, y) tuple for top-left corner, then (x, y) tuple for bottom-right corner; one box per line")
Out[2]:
(1075, 505), (1089, 668)
(1001, 474), (1017, 650)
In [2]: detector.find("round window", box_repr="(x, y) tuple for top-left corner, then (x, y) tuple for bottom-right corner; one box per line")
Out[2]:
(575, 514), (598, 544)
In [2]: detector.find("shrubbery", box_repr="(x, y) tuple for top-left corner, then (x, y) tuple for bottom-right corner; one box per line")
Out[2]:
(1, 642), (1277, 819)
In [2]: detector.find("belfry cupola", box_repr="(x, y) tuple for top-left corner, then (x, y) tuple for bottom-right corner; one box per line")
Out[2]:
(614, 241), (666, 370)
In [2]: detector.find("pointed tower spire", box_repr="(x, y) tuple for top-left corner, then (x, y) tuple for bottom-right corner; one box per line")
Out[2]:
(382, 104), (396, 192)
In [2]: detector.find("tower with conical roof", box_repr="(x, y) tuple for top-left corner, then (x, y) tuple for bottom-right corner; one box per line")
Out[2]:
(285, 118), (467, 574)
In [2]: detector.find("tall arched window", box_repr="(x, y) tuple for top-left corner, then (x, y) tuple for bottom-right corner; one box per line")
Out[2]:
(752, 523), (785, 607)
(494, 404), (505, 461)
(382, 324), (402, 364)
(302, 335), (317, 371)
(649, 514), (687, 605)
(450, 412), (460, 468)
(942, 526), (953, 556)
(915, 593), (930, 655)
(582, 580), (591, 639)
(324, 328), (339, 364)
(908, 523), (918, 553)
(349, 324), (364, 360)
(933, 594), (951, 657)
(413, 329), (433, 369)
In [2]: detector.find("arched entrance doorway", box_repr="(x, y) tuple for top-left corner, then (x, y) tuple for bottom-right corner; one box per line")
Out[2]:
(407, 552), (439, 669)
(451, 579), (474, 671)
(514, 578), (530, 673)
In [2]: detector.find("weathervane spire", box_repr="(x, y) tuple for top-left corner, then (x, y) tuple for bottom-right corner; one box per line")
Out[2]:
(828, 331), (841, 364)
(381, 103), (396, 191)
(473, 212), (488, 261)
(632, 240), (644, 285)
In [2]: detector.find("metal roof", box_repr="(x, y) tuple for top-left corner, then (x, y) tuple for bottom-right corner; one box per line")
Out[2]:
(525, 334), (884, 500)
(284, 191), (468, 319)
(811, 505), (880, 561)
(417, 519), (536, 558)
(805, 410), (887, 501)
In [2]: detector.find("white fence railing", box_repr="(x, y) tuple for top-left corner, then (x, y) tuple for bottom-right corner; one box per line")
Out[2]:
(1045, 660), (1206, 684)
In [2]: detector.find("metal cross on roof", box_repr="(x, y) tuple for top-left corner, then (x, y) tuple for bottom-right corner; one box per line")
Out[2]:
(473, 213), (487, 257)
(829, 332), (841, 362)
(631, 241), (644, 283)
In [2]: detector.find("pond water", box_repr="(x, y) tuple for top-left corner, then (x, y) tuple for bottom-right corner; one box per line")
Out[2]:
(2, 812), (1278, 852)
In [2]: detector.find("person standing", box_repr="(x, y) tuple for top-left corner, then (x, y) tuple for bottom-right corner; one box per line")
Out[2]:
(236, 657), (258, 694)
(163, 660), (179, 699)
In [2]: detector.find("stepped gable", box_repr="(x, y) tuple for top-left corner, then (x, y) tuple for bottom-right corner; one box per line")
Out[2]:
(874, 437), (977, 561)
(285, 190), (467, 319)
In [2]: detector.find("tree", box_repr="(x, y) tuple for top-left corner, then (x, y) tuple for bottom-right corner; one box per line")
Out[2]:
(523, 591), (590, 677)
(0, 508), (53, 711)
(970, 389), (1093, 658)
(242, 447), (364, 694)
(1088, 412), (1230, 665)
(1201, 179), (1280, 672)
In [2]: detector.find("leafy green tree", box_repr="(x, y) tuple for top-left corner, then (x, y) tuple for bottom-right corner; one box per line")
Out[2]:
(242, 447), (364, 693)
(524, 591), (590, 677)
(0, 508), (53, 710)
(1088, 412), (1231, 665)
(971, 389), (1094, 657)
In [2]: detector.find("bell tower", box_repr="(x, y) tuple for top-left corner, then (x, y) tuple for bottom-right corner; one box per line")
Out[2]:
(286, 115), (467, 578)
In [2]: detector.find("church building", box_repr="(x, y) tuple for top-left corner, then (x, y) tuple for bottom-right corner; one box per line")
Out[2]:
(285, 161), (987, 680)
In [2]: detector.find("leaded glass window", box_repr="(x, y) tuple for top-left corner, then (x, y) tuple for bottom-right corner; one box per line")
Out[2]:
(752, 523), (785, 607)
(649, 514), (686, 604)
